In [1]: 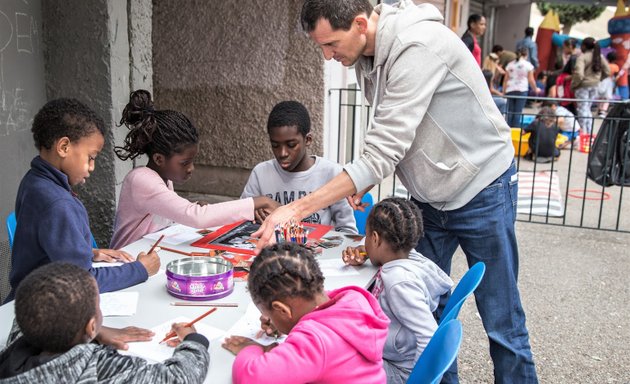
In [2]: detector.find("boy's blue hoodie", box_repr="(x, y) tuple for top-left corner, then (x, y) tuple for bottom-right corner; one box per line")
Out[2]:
(6, 156), (147, 302)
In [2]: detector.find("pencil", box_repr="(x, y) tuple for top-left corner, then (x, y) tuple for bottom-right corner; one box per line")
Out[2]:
(160, 307), (218, 343)
(148, 235), (165, 254)
(359, 251), (367, 256)
(170, 302), (238, 307)
(158, 246), (192, 256)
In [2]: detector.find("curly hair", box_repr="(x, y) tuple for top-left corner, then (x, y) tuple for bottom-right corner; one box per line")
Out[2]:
(15, 262), (97, 353)
(267, 101), (311, 136)
(114, 89), (199, 160)
(31, 98), (105, 150)
(300, 0), (372, 33)
(366, 197), (424, 252)
(248, 243), (324, 310)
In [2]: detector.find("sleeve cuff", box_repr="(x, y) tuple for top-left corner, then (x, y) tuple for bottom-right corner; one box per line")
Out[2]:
(184, 333), (210, 349)
(344, 159), (380, 193)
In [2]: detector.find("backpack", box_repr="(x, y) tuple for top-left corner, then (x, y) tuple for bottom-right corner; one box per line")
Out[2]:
(556, 73), (574, 107)
(587, 102), (630, 186)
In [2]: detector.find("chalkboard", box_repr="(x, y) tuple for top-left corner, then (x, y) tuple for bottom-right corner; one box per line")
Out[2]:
(0, 0), (46, 239)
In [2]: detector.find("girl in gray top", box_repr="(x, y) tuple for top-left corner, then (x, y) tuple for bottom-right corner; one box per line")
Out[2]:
(342, 198), (452, 384)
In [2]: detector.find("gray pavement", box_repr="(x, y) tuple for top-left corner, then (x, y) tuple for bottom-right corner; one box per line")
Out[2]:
(452, 221), (630, 383)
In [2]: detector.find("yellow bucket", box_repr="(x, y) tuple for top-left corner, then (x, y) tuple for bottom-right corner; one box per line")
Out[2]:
(511, 128), (530, 157)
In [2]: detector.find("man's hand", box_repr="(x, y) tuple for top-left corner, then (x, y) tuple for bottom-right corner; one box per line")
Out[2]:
(96, 326), (155, 350)
(251, 203), (302, 253)
(347, 185), (374, 211)
(92, 249), (134, 263)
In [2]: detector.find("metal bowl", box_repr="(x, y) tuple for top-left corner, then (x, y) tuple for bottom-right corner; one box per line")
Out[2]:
(165, 257), (234, 300)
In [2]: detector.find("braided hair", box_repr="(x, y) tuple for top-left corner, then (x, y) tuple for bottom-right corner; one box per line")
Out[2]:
(114, 89), (199, 160)
(366, 197), (424, 253)
(15, 262), (97, 353)
(248, 243), (324, 310)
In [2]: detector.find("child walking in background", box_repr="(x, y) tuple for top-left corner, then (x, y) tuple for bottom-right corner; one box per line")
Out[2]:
(110, 90), (280, 249)
(342, 198), (453, 384)
(241, 101), (357, 233)
(0, 262), (210, 383)
(223, 243), (389, 384)
(6, 98), (160, 303)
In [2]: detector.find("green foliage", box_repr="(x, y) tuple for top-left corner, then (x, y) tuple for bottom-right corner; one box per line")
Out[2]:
(536, 2), (606, 33)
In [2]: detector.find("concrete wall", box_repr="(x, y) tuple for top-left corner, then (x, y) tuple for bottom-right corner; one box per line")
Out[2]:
(42, 0), (152, 245)
(494, 3), (531, 54)
(153, 0), (324, 198)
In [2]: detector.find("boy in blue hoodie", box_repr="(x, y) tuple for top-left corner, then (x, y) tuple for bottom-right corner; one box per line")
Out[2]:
(6, 98), (160, 303)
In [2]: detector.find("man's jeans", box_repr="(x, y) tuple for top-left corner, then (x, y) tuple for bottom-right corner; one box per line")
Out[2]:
(413, 161), (538, 384)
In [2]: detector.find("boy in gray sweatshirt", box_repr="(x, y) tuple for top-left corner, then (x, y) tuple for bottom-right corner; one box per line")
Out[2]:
(241, 101), (357, 233)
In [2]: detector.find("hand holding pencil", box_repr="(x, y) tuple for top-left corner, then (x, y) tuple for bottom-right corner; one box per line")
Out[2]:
(137, 235), (163, 276)
(342, 245), (367, 266)
(160, 307), (217, 345)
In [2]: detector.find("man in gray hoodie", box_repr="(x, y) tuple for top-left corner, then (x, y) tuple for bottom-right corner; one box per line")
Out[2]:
(254, 1), (538, 382)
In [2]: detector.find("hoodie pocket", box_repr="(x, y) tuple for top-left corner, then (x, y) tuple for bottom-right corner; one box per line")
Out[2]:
(399, 147), (479, 203)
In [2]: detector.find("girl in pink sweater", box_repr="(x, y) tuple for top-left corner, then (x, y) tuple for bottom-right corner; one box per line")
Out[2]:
(110, 90), (279, 249)
(223, 243), (389, 384)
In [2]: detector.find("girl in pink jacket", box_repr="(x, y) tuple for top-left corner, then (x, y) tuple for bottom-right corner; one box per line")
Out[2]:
(223, 243), (390, 384)
(110, 90), (278, 249)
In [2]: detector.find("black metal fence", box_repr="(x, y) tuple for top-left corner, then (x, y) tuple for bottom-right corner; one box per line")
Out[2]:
(329, 88), (630, 233)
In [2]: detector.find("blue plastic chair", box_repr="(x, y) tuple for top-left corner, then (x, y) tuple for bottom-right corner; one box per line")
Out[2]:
(439, 261), (486, 326)
(406, 319), (463, 384)
(353, 192), (373, 235)
(6, 211), (98, 250)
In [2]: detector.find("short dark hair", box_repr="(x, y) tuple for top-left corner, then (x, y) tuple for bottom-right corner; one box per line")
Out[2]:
(525, 27), (534, 37)
(248, 243), (324, 310)
(492, 45), (504, 54)
(467, 14), (484, 29)
(31, 98), (106, 150)
(542, 100), (558, 108)
(267, 101), (311, 136)
(301, 0), (373, 33)
(15, 262), (97, 353)
(367, 197), (424, 253)
(115, 89), (199, 160)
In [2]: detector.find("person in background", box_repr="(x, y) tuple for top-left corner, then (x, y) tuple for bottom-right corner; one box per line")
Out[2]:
(541, 100), (581, 149)
(516, 27), (539, 69)
(0, 262), (210, 383)
(571, 37), (610, 135)
(461, 14), (486, 67)
(342, 198), (453, 384)
(504, 47), (540, 128)
(561, 38), (579, 68)
(597, 51), (620, 117)
(241, 101), (357, 233)
(522, 106), (561, 161)
(483, 69), (507, 115)
(223, 243), (389, 384)
(111, 90), (280, 249)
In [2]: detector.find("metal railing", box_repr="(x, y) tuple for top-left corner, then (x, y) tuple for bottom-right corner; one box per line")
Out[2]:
(329, 88), (630, 233)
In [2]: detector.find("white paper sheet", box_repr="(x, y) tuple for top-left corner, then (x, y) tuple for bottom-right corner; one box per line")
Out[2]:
(224, 303), (287, 346)
(317, 258), (360, 277)
(143, 224), (208, 245)
(100, 291), (139, 317)
(124, 316), (225, 363)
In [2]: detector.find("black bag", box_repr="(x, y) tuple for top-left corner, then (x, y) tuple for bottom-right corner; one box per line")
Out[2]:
(587, 102), (630, 186)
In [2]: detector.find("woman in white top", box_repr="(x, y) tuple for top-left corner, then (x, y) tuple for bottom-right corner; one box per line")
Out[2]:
(503, 47), (540, 128)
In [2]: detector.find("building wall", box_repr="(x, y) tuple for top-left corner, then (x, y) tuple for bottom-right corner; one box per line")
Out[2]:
(494, 3), (531, 54)
(152, 0), (324, 198)
(42, 0), (152, 245)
